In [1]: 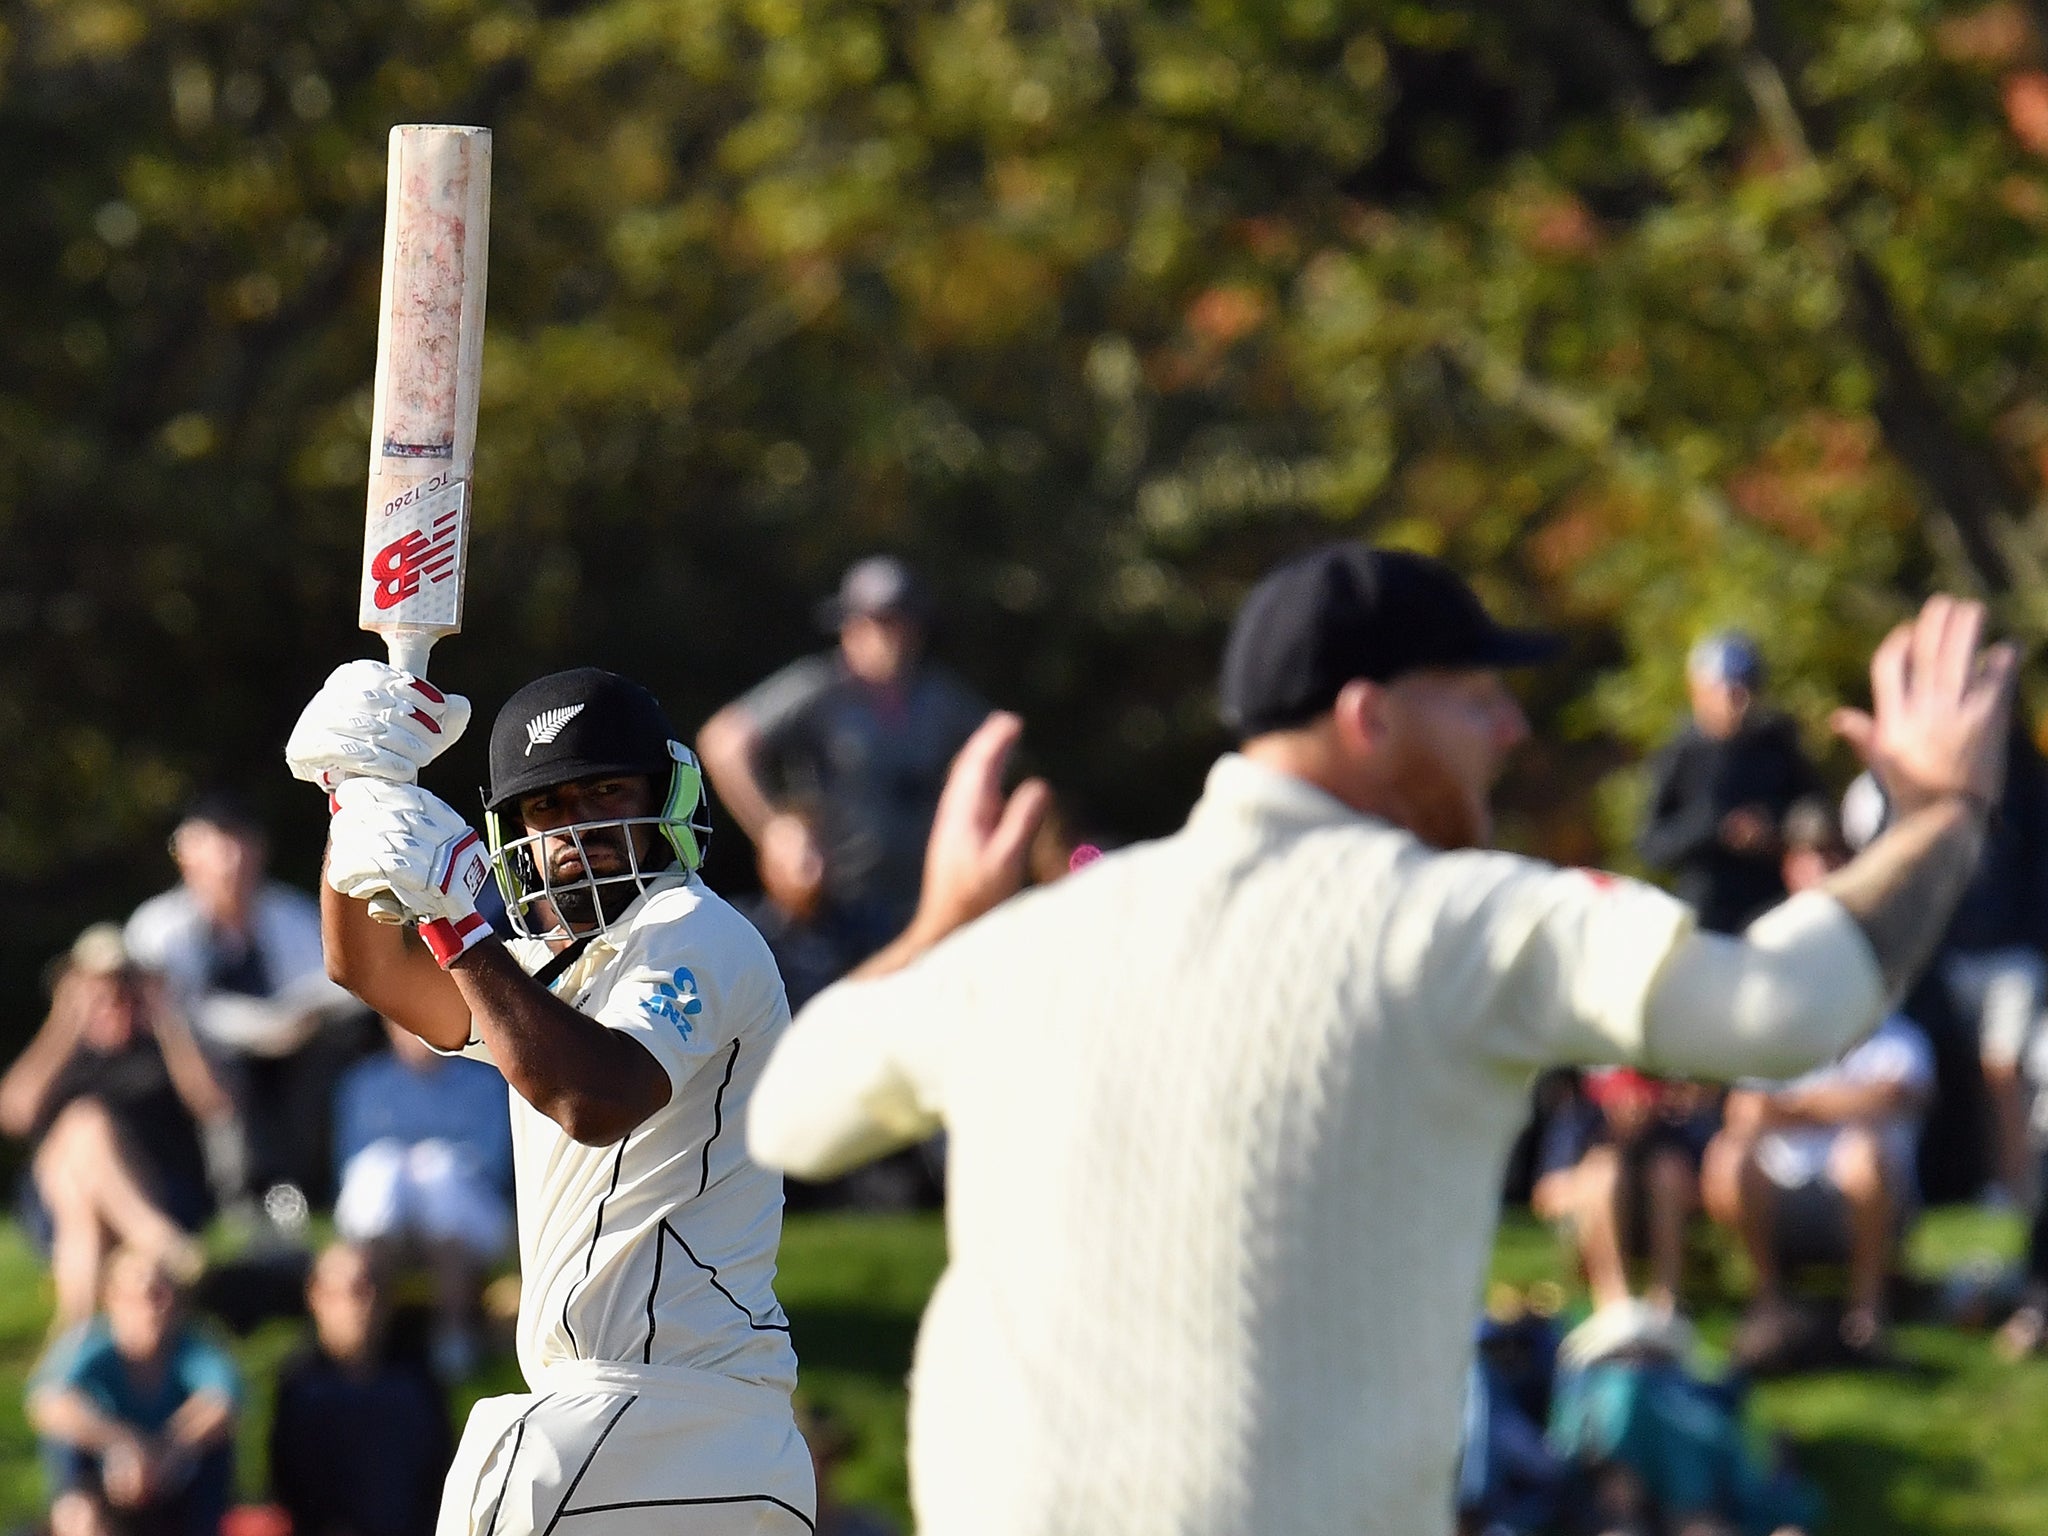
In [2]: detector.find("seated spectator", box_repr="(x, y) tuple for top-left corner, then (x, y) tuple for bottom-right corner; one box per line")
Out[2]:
(0, 927), (229, 1329)
(799, 1403), (901, 1536)
(1456, 1311), (1575, 1536)
(125, 793), (363, 1211)
(1549, 1302), (1817, 1536)
(29, 1246), (238, 1536)
(271, 1243), (452, 1536)
(1702, 800), (1936, 1361)
(332, 1018), (513, 1379)
(1530, 1070), (1719, 1314)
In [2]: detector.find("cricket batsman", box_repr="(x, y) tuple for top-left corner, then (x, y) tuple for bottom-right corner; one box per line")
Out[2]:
(288, 663), (813, 1535)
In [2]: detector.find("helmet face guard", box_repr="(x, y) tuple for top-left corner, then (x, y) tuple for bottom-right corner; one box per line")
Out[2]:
(484, 743), (710, 941)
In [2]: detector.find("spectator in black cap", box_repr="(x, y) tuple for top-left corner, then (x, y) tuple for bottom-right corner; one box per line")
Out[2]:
(699, 555), (990, 958)
(123, 793), (365, 1219)
(1636, 632), (1824, 934)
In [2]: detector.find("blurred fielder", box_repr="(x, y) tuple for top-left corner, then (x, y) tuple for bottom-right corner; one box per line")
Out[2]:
(289, 663), (812, 1535)
(750, 543), (2013, 1536)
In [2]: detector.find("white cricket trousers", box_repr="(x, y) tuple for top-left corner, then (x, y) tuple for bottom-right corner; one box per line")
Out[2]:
(437, 1359), (816, 1535)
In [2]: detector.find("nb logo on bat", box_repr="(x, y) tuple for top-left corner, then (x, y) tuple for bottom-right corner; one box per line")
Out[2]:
(370, 508), (461, 610)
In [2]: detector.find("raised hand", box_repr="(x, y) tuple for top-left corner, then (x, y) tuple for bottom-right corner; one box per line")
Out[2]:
(286, 659), (472, 794)
(1830, 595), (2018, 819)
(327, 780), (494, 967)
(908, 712), (1052, 946)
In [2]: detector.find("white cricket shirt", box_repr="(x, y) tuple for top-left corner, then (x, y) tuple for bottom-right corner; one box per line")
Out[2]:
(464, 871), (798, 1393)
(752, 755), (1707, 1536)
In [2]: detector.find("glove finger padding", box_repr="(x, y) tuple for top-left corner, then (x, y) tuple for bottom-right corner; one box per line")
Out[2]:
(328, 781), (493, 968)
(287, 659), (472, 792)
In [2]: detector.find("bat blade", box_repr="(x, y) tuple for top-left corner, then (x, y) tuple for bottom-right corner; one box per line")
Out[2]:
(359, 123), (491, 678)
(356, 123), (491, 923)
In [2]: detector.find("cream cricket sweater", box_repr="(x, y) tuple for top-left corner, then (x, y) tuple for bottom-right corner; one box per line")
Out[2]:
(751, 755), (1872, 1535)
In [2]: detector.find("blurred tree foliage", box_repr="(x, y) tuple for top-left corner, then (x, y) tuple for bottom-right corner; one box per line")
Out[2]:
(5, 0), (2048, 1028)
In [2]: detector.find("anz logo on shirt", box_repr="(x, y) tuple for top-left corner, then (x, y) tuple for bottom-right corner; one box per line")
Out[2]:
(639, 966), (704, 1040)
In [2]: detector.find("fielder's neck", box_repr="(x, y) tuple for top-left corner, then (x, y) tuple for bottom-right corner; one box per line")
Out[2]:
(1239, 729), (1406, 831)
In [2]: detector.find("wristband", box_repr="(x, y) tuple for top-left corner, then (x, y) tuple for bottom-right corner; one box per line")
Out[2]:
(419, 912), (493, 968)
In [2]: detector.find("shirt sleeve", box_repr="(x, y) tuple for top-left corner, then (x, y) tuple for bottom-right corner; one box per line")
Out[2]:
(171, 1331), (241, 1405)
(30, 1323), (97, 1397)
(590, 916), (778, 1099)
(1392, 854), (1699, 1070)
(738, 656), (835, 754)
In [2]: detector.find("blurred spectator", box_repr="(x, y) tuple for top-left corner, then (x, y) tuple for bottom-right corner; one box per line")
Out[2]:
(736, 804), (860, 1015)
(124, 793), (365, 1210)
(1703, 799), (1935, 1362)
(270, 1243), (452, 1536)
(29, 1246), (237, 1536)
(1841, 722), (2048, 1206)
(699, 556), (988, 957)
(1456, 1311), (1575, 1536)
(0, 927), (227, 1329)
(332, 1019), (513, 1381)
(1549, 1302), (1817, 1536)
(799, 1403), (901, 1536)
(1636, 632), (1824, 934)
(1530, 1071), (1718, 1315)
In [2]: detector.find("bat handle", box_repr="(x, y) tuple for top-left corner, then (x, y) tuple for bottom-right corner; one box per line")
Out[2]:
(366, 628), (440, 925)
(385, 629), (437, 678)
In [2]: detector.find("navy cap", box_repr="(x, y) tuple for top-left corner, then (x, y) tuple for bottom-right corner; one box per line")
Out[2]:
(485, 668), (679, 814)
(1218, 543), (1563, 739)
(1687, 631), (1764, 689)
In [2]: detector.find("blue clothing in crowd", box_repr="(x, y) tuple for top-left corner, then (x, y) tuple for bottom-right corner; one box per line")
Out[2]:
(35, 1319), (239, 1536)
(333, 1051), (513, 1189)
(34, 1318), (240, 1431)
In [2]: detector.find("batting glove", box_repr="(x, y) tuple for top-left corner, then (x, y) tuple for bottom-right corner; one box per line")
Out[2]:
(327, 780), (495, 967)
(286, 660), (471, 795)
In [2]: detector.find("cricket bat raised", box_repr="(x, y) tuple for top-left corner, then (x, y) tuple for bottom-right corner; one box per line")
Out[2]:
(358, 124), (491, 921)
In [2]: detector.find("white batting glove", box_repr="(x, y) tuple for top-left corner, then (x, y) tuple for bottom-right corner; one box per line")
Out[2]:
(286, 660), (471, 795)
(328, 780), (495, 967)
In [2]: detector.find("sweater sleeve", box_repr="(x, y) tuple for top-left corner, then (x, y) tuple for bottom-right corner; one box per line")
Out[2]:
(1396, 856), (1698, 1069)
(1638, 892), (1888, 1081)
(748, 969), (952, 1179)
(748, 906), (1009, 1178)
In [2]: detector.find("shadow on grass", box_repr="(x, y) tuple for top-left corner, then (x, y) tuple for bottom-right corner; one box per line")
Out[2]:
(785, 1301), (923, 1381)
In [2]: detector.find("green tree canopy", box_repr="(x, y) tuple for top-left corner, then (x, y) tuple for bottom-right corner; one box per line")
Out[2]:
(5, 0), (2047, 1028)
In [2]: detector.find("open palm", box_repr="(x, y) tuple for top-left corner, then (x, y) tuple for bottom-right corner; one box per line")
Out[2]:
(1830, 596), (2017, 817)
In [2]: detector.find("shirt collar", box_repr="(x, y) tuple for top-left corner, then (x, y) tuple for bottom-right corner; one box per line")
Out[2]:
(1187, 753), (1372, 835)
(553, 868), (695, 964)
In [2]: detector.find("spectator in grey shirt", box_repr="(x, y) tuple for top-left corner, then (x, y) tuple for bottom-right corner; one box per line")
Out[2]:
(700, 557), (988, 957)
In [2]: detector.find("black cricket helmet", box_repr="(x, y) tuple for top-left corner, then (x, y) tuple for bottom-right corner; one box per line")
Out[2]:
(482, 668), (709, 938)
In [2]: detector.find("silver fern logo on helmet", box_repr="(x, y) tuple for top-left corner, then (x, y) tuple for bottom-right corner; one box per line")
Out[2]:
(524, 704), (585, 755)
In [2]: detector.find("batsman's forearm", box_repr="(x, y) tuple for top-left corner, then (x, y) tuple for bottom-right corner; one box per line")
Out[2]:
(446, 945), (669, 1145)
(1821, 796), (1986, 1000)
